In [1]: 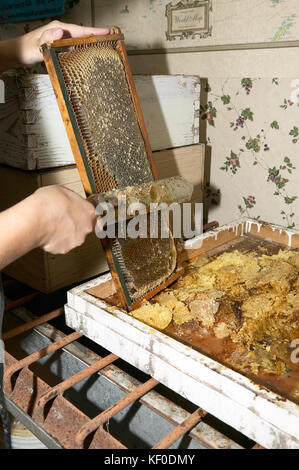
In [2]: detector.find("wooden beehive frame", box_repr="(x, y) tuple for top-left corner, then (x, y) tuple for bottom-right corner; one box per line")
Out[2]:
(42, 28), (158, 195)
(42, 29), (180, 310)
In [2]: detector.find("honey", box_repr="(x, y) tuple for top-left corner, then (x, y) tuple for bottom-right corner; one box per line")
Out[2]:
(134, 246), (299, 379)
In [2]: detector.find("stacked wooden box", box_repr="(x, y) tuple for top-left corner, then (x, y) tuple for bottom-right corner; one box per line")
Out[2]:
(0, 73), (204, 293)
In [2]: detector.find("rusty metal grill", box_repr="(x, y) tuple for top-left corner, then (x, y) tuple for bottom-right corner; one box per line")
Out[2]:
(1, 276), (262, 449)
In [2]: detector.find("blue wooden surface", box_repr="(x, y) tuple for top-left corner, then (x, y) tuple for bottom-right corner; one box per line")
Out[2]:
(0, 0), (67, 23)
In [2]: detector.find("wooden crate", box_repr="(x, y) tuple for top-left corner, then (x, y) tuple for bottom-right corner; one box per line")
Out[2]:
(0, 144), (205, 292)
(0, 74), (200, 170)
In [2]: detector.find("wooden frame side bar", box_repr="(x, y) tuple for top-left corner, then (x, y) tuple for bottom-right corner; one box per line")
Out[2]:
(42, 47), (94, 195)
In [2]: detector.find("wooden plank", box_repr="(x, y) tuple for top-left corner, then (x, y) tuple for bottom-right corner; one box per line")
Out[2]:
(49, 32), (124, 48)
(153, 144), (205, 203)
(46, 233), (107, 292)
(0, 166), (37, 210)
(3, 233), (106, 293)
(40, 167), (85, 197)
(4, 248), (49, 292)
(245, 221), (299, 249)
(136, 75), (200, 151)
(0, 76), (74, 170)
(0, 74), (200, 170)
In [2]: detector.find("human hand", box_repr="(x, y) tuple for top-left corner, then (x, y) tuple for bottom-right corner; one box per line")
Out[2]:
(33, 185), (98, 255)
(17, 20), (111, 67)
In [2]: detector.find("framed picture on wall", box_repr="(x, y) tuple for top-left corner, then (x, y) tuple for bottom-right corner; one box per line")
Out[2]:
(165, 0), (212, 41)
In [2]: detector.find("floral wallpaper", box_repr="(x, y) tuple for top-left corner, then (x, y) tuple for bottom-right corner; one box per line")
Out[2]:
(201, 77), (299, 230)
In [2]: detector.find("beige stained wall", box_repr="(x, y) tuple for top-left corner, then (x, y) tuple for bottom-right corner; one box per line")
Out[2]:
(0, 0), (298, 229)
(93, 0), (299, 49)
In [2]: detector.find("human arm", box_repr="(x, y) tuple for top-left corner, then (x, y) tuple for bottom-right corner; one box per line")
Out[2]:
(0, 20), (106, 266)
(0, 185), (97, 270)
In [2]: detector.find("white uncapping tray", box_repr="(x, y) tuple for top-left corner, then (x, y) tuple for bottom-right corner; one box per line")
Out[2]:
(65, 218), (299, 449)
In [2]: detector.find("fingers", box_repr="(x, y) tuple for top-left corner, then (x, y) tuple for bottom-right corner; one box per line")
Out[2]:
(38, 22), (110, 47)
(63, 25), (111, 37)
(37, 27), (65, 47)
(23, 20), (112, 67)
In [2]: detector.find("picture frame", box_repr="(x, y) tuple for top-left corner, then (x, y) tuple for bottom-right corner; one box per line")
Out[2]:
(165, 0), (212, 41)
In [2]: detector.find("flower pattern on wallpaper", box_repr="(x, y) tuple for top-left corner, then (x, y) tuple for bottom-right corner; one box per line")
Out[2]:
(201, 78), (299, 229)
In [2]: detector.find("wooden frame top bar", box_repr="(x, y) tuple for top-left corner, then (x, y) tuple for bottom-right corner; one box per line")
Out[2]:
(42, 32), (124, 50)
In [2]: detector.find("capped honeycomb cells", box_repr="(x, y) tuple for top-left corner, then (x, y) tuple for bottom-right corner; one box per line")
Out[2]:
(111, 212), (177, 302)
(57, 42), (153, 193)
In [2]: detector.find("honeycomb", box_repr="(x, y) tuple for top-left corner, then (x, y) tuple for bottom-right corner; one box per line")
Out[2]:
(102, 176), (193, 209)
(110, 211), (177, 303)
(57, 42), (153, 192)
(134, 247), (299, 377)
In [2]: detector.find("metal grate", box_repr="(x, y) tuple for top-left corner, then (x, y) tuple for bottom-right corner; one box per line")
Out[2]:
(2, 276), (262, 449)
